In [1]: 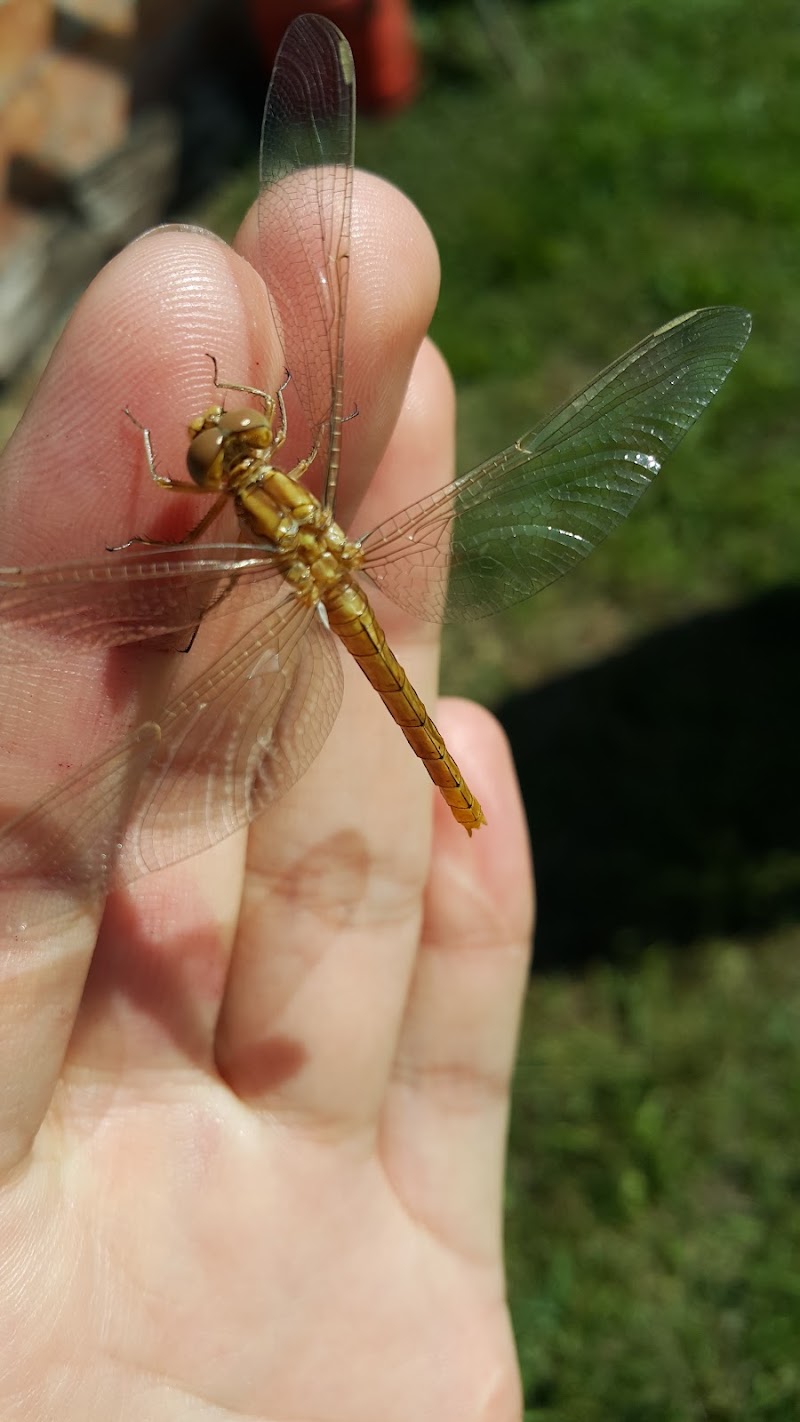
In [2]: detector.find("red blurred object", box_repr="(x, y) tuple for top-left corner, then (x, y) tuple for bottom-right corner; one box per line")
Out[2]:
(247, 0), (419, 114)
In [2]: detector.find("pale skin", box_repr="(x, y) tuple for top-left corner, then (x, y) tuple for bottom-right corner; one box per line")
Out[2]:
(0, 175), (534, 1421)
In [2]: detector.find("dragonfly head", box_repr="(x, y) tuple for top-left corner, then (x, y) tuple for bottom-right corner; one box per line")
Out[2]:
(186, 407), (275, 490)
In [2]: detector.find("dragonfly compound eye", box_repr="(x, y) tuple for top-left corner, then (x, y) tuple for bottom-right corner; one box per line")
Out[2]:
(186, 427), (225, 485)
(217, 409), (271, 435)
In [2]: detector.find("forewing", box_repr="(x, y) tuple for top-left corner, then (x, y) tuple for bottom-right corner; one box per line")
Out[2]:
(0, 544), (278, 650)
(259, 13), (355, 508)
(361, 307), (752, 621)
(117, 598), (343, 880)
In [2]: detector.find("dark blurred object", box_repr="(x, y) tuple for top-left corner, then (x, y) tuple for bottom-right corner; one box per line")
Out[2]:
(472, 0), (535, 92)
(0, 105), (178, 382)
(499, 587), (799, 971)
(0, 0), (203, 380)
(414, 0), (535, 91)
(247, 0), (419, 113)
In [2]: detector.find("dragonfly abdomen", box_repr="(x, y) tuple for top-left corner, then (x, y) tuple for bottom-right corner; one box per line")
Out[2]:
(324, 580), (486, 834)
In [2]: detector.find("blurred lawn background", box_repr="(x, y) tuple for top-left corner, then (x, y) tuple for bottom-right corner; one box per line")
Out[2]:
(163, 0), (800, 1413)
(4, 0), (798, 1413)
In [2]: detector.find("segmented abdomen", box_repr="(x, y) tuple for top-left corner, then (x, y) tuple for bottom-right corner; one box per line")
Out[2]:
(323, 580), (486, 833)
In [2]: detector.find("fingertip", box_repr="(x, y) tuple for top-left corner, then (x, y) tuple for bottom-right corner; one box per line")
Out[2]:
(356, 336), (456, 542)
(236, 169), (440, 338)
(235, 171), (441, 527)
(1, 225), (277, 561)
(427, 699), (535, 952)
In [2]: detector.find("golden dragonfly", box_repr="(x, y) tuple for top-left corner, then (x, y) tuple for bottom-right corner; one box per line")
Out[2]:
(0, 15), (750, 931)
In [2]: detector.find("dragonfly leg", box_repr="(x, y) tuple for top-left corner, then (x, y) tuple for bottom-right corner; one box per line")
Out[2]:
(108, 492), (229, 552)
(124, 407), (202, 494)
(206, 353), (278, 420)
(114, 410), (231, 550)
(273, 374), (290, 453)
(169, 491), (230, 544)
(288, 427), (322, 483)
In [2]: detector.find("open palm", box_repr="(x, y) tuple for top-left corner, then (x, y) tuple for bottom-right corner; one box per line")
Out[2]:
(0, 177), (532, 1421)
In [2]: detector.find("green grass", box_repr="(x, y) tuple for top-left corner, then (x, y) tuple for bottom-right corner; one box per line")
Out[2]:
(510, 929), (800, 1420)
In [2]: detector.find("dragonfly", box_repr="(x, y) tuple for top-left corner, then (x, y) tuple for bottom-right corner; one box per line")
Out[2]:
(0, 14), (750, 933)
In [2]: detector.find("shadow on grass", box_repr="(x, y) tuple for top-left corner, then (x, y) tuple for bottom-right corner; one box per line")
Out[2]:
(498, 585), (799, 971)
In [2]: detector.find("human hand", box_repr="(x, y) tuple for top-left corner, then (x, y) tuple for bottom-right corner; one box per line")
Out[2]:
(0, 176), (533, 1421)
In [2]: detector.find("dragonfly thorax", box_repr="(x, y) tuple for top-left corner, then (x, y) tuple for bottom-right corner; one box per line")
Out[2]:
(238, 473), (364, 608)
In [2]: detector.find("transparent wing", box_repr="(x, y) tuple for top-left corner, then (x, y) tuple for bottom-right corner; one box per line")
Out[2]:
(259, 13), (355, 508)
(361, 307), (752, 620)
(0, 544), (279, 649)
(0, 590), (344, 932)
(119, 598), (343, 880)
(0, 723), (160, 936)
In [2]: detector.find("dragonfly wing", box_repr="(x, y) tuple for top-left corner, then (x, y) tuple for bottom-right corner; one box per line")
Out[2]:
(361, 307), (752, 621)
(259, 14), (355, 509)
(0, 544), (279, 650)
(0, 587), (343, 928)
(0, 723), (160, 935)
(118, 597), (343, 880)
